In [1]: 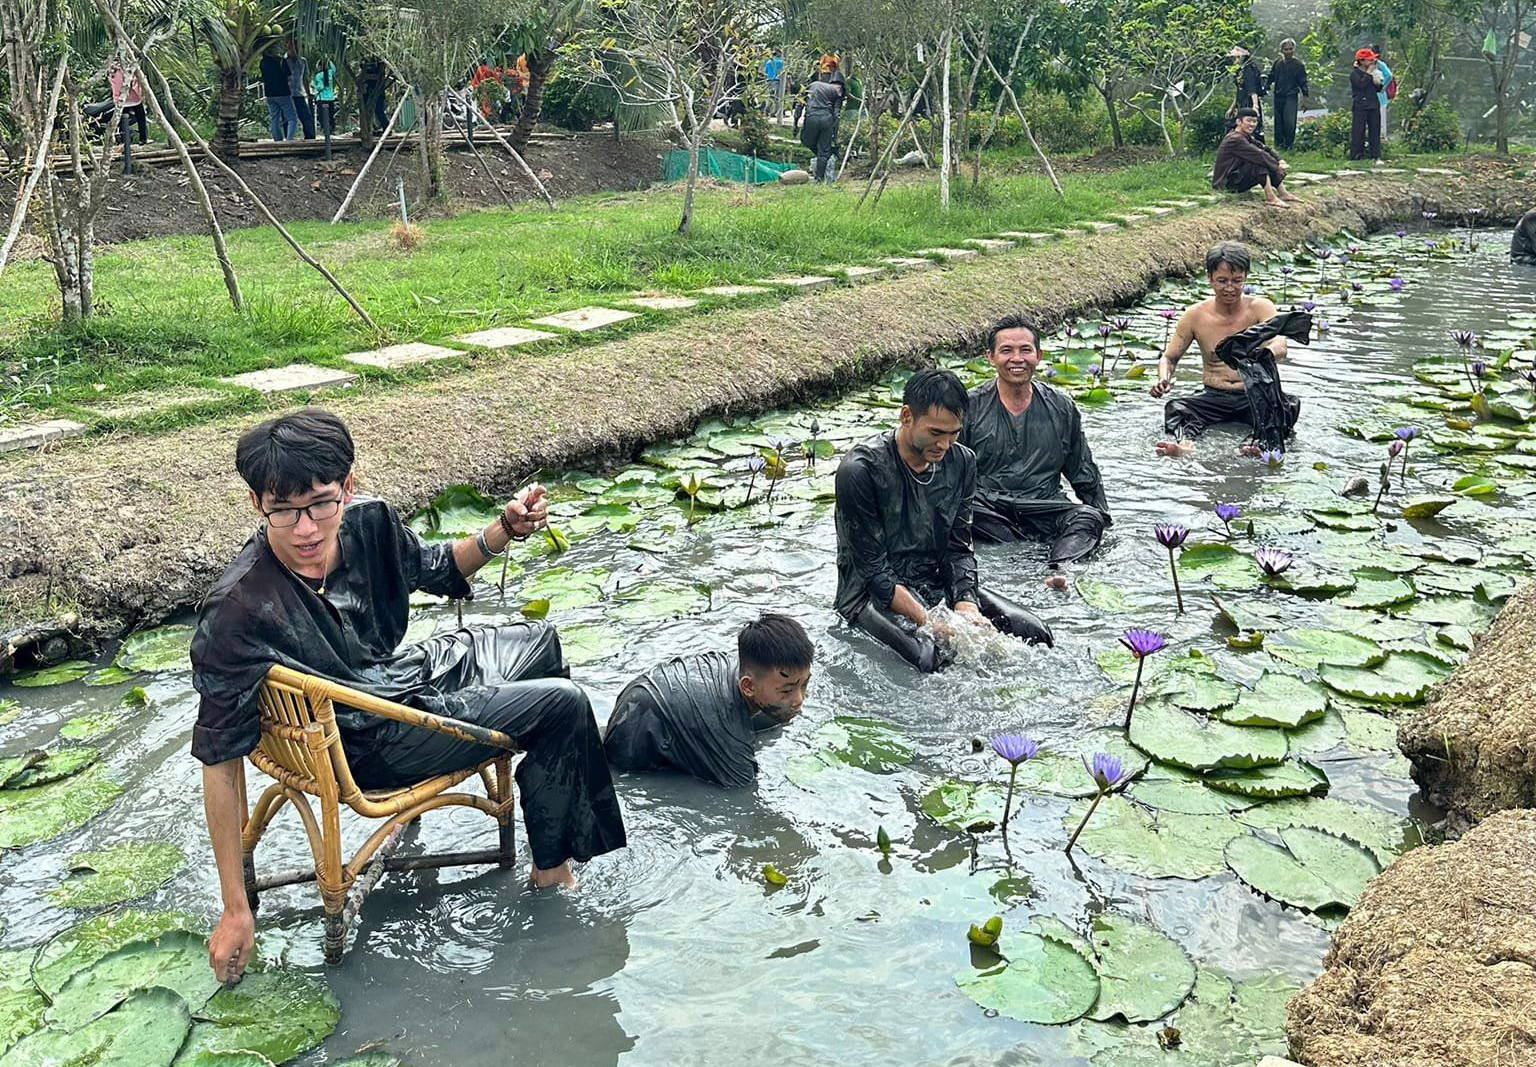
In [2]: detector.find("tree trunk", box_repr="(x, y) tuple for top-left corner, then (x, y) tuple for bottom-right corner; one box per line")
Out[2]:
(678, 134), (700, 234)
(509, 47), (555, 152)
(1100, 82), (1123, 148)
(418, 93), (445, 202)
(215, 63), (244, 161)
(940, 26), (952, 210)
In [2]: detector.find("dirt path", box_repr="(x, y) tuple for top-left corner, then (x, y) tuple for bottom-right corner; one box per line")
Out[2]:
(3, 166), (1533, 664)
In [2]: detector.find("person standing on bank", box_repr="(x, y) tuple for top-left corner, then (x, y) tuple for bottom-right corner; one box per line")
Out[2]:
(799, 69), (844, 182)
(833, 369), (1053, 673)
(286, 39), (314, 140)
(1269, 38), (1309, 151)
(1229, 45), (1266, 139)
(1373, 44), (1394, 144)
(1348, 47), (1384, 162)
(311, 56), (338, 140)
(259, 45), (296, 141)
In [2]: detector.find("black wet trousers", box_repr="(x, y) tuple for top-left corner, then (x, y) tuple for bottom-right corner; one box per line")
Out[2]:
(1273, 94), (1299, 151)
(851, 589), (1053, 674)
(349, 621), (626, 871)
(801, 116), (837, 180)
(1222, 159), (1277, 195)
(1164, 386), (1300, 442)
(972, 497), (1109, 566)
(1349, 106), (1380, 161)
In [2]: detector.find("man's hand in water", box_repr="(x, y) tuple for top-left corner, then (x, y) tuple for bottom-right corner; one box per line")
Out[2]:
(1150, 376), (1175, 399)
(1155, 439), (1195, 457)
(208, 905), (254, 984)
(953, 602), (994, 630)
(502, 484), (548, 537)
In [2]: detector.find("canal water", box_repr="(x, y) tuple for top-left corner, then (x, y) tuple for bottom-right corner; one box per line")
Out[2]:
(2, 230), (1532, 1066)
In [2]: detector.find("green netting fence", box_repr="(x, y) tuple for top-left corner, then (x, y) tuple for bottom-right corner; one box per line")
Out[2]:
(662, 147), (794, 184)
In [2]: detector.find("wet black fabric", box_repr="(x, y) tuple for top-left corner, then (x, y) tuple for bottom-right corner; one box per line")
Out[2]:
(800, 116), (837, 180)
(851, 588), (1052, 673)
(959, 379), (1110, 563)
(1512, 209), (1536, 265)
(603, 651), (771, 788)
(1164, 386), (1301, 443)
(1214, 310), (1312, 452)
(833, 431), (980, 621)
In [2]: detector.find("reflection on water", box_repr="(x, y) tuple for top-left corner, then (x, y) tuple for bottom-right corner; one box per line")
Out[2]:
(1, 234), (1532, 1066)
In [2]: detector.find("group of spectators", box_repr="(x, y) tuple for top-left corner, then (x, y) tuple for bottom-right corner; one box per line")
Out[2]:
(257, 42), (347, 142)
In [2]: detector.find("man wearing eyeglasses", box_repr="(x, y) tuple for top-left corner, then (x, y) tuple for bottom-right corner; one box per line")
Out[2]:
(190, 408), (626, 985)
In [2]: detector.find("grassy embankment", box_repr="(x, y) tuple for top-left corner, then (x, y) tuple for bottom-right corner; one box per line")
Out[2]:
(0, 149), (1426, 435)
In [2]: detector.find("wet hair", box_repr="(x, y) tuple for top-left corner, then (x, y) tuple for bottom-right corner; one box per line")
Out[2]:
(987, 313), (1043, 351)
(1205, 240), (1252, 276)
(739, 614), (815, 673)
(235, 408), (354, 500)
(1234, 107), (1259, 120)
(903, 368), (969, 420)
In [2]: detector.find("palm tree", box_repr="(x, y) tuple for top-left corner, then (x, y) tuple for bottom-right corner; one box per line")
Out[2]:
(506, 0), (590, 151)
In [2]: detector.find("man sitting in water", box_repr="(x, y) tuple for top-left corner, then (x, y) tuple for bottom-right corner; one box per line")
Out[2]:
(1211, 109), (1298, 208)
(191, 409), (626, 984)
(1512, 207), (1536, 265)
(603, 614), (814, 787)
(959, 314), (1111, 576)
(1151, 241), (1299, 456)
(833, 368), (1053, 673)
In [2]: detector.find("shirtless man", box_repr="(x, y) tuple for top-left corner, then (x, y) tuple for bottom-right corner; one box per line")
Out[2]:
(1150, 240), (1298, 456)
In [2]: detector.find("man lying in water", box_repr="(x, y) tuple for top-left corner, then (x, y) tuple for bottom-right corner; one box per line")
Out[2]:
(603, 613), (814, 787)
(833, 368), (1053, 673)
(1150, 240), (1299, 456)
(191, 408), (626, 984)
(959, 314), (1111, 579)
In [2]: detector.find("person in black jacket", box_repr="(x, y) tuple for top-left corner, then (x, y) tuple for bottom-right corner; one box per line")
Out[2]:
(833, 369), (1052, 673)
(1212, 109), (1296, 205)
(1229, 45), (1266, 139)
(1269, 38), (1309, 151)
(1349, 47), (1384, 161)
(1510, 208), (1536, 265)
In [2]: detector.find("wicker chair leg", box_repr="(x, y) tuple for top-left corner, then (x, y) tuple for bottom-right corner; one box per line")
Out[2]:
(242, 850), (260, 915)
(495, 755), (515, 869)
(323, 908), (346, 966)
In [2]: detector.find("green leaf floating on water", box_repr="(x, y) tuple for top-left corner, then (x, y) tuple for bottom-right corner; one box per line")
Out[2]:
(519, 566), (607, 611)
(0, 947), (46, 1055)
(557, 621), (623, 667)
(0, 986), (190, 1067)
(1060, 795), (1243, 879)
(0, 753), (45, 790)
(1392, 594), (1496, 629)
(30, 911), (200, 1000)
(1076, 575), (1131, 612)
(10, 660), (92, 688)
(60, 713), (122, 744)
(919, 779), (1005, 832)
(1009, 731), (1148, 798)
(1178, 543), (1262, 591)
(954, 927), (1100, 1025)
(51, 842), (187, 909)
(1451, 473), (1497, 496)
(1225, 827), (1380, 912)
(1333, 568), (1416, 610)
(1216, 673), (1329, 728)
(0, 766), (122, 850)
(1203, 759), (1329, 799)
(1400, 495), (1458, 519)
(0, 700), (18, 726)
(177, 968), (339, 1065)
(787, 717), (915, 787)
(607, 581), (709, 622)
(1265, 629), (1384, 670)
(1085, 915), (1196, 1024)
(1237, 796), (1419, 866)
(114, 625), (195, 674)
(83, 666), (139, 687)
(177, 1052), (278, 1067)
(1163, 673), (1241, 713)
(1128, 770), (1254, 816)
(1319, 651), (1450, 704)
(2, 747), (100, 791)
(45, 930), (219, 1030)
(1130, 701), (1288, 772)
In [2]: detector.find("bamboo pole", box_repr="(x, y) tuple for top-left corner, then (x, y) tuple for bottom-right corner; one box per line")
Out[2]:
(857, 65), (935, 210)
(447, 97), (518, 211)
(446, 86), (556, 209)
(0, 59), (66, 276)
(332, 94), (407, 223)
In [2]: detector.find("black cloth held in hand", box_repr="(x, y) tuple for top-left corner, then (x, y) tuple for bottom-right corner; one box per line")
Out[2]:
(1212, 310), (1312, 452)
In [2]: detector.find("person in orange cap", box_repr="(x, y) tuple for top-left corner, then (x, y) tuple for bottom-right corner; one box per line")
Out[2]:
(1349, 47), (1384, 161)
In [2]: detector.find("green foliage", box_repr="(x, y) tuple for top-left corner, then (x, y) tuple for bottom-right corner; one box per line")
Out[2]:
(1018, 92), (1108, 153)
(1402, 100), (1461, 152)
(539, 72), (617, 131)
(1292, 108), (1351, 156)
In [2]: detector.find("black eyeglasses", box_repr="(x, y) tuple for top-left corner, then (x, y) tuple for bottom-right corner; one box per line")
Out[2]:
(264, 498), (343, 528)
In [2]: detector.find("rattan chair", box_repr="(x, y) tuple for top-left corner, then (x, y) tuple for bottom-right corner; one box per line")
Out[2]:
(243, 664), (520, 964)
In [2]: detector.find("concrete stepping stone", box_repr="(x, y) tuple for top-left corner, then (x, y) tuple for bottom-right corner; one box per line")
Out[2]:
(758, 274), (836, 289)
(530, 306), (640, 332)
(821, 265), (886, 281)
(624, 295), (700, 311)
(913, 247), (980, 259)
(996, 231), (1056, 241)
(880, 256), (938, 270)
(695, 284), (772, 297)
(1416, 167), (1458, 176)
(455, 325), (558, 349)
(0, 418), (87, 454)
(1119, 213), (1150, 224)
(963, 238), (1016, 253)
(220, 364), (357, 395)
(1192, 194), (1219, 202)
(1143, 206), (1174, 216)
(343, 341), (459, 369)
(1159, 199), (1198, 208)
(1071, 220), (1119, 233)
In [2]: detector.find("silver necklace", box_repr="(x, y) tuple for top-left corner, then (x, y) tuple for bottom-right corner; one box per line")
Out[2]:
(904, 462), (936, 486)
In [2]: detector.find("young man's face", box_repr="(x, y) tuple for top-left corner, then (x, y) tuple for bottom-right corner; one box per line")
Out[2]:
(739, 664), (812, 723)
(1208, 263), (1248, 306)
(899, 405), (964, 465)
(1236, 114), (1258, 136)
(250, 475), (354, 575)
(989, 326), (1042, 388)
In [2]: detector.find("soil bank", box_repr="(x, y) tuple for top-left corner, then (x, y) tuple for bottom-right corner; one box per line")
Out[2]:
(3, 164), (1535, 667)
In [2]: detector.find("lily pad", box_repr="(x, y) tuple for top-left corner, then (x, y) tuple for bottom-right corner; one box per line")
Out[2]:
(1129, 701), (1288, 771)
(83, 667), (139, 687)
(1129, 773), (1253, 815)
(518, 567), (606, 611)
(785, 716), (914, 786)
(178, 969), (340, 1064)
(1225, 826), (1380, 912)
(1010, 732), (1148, 798)
(954, 929), (1099, 1025)
(607, 582), (709, 622)
(59, 713), (122, 744)
(1076, 575), (1130, 612)
(1085, 915), (1197, 1023)
(1451, 473), (1497, 496)
(114, 625), (195, 674)
(177, 1053), (279, 1067)
(1393, 595), (1495, 628)
(1217, 673), (1328, 728)
(1319, 651), (1450, 703)
(1062, 795), (1243, 879)
(919, 779), (1004, 832)
(1203, 759), (1329, 799)
(0, 753), (45, 790)
(11, 661), (92, 688)
(32, 911), (200, 998)
(1334, 568), (1415, 610)
(0, 986), (190, 1067)
(0, 700), (18, 725)
(1237, 796), (1420, 865)
(556, 622), (622, 667)
(1163, 673), (1241, 712)
(1178, 543), (1262, 591)
(0, 766), (122, 850)
(46, 930), (218, 1030)
(1400, 495), (1457, 519)
(1285, 710), (1348, 754)
(51, 843), (186, 909)
(1265, 629), (1384, 670)
(0, 948), (45, 1054)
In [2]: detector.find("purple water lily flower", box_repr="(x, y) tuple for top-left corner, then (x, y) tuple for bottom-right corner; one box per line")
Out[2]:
(1519, 368), (1536, 395)
(1154, 524), (1188, 613)
(1450, 329), (1477, 348)
(1065, 325), (1080, 338)
(1316, 248), (1333, 261)
(1097, 324), (1113, 340)
(1214, 503), (1241, 538)
(1424, 240), (1437, 250)
(1254, 547), (1293, 578)
(1279, 266), (1295, 276)
(1395, 229), (1407, 238)
(1471, 360), (1485, 378)
(1317, 318), (1330, 332)
(1040, 364), (1056, 379)
(1348, 243), (1360, 254)
(992, 734), (1040, 828)
(745, 454), (767, 503)
(1389, 277), (1405, 291)
(1087, 363), (1102, 377)
(1111, 316), (1130, 331)
(1066, 752), (1130, 853)
(1157, 308), (1179, 320)
(1388, 439), (1405, 457)
(1259, 449), (1283, 465)
(1301, 299), (1317, 312)
(1119, 628), (1166, 729)
(1351, 281), (1364, 292)
(1394, 426), (1418, 441)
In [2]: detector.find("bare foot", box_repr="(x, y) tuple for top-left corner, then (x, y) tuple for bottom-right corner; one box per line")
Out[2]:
(1265, 198), (1290, 209)
(1281, 191), (1301, 202)
(1043, 574), (1069, 591)
(1237, 443), (1261, 457)
(1155, 440), (1194, 457)
(529, 862), (578, 890)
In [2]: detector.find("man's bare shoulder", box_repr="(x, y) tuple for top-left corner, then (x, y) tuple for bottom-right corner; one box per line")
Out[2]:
(1244, 295), (1280, 323)
(1181, 297), (1219, 325)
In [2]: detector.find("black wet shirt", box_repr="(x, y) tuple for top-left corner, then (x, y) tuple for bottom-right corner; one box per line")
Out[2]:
(1215, 310), (1313, 452)
(189, 497), (472, 766)
(1235, 60), (1264, 109)
(1269, 57), (1308, 98)
(833, 431), (981, 620)
(603, 651), (768, 788)
(960, 379), (1110, 518)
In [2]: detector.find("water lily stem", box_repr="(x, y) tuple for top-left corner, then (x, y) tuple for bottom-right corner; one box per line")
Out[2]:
(1125, 658), (1145, 730)
(1168, 549), (1184, 613)
(1002, 764), (1018, 828)
(745, 472), (757, 505)
(1065, 791), (1105, 854)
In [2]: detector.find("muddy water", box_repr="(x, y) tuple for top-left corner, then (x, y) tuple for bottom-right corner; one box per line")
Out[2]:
(2, 232), (1532, 1066)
